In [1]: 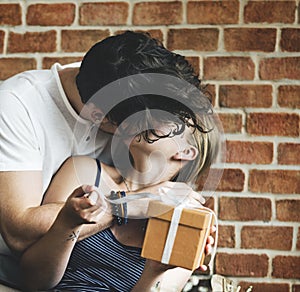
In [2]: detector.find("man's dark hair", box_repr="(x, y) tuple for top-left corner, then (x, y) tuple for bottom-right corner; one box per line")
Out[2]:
(76, 31), (201, 104)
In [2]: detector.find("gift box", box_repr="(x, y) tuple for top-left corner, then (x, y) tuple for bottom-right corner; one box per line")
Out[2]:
(141, 201), (214, 270)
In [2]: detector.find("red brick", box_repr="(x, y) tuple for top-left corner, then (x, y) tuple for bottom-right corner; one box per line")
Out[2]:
(187, 1), (239, 24)
(141, 30), (163, 43)
(27, 4), (75, 26)
(167, 29), (218, 51)
(145, 30), (163, 43)
(218, 113), (242, 133)
(8, 31), (56, 53)
(278, 143), (300, 165)
(0, 58), (36, 80)
(276, 200), (300, 222)
(219, 84), (272, 108)
(297, 2), (300, 23)
(278, 85), (300, 108)
(216, 253), (268, 277)
(260, 57), (300, 80)
(226, 141), (273, 164)
(204, 57), (255, 80)
(224, 28), (276, 52)
(218, 225), (235, 248)
(204, 196), (216, 212)
(133, 2), (182, 25)
(244, 1), (296, 24)
(217, 168), (244, 192)
(114, 29), (164, 44)
(0, 4), (21, 25)
(293, 285), (300, 292)
(61, 30), (110, 52)
(0, 30), (4, 54)
(196, 167), (227, 193)
(42, 57), (83, 69)
(185, 56), (200, 77)
(297, 227), (300, 250)
(79, 3), (128, 26)
(239, 282), (289, 292)
(247, 112), (299, 137)
(272, 256), (300, 279)
(241, 226), (293, 250)
(203, 84), (215, 106)
(249, 170), (300, 194)
(219, 197), (271, 221)
(204, 196), (215, 212)
(281, 28), (300, 52)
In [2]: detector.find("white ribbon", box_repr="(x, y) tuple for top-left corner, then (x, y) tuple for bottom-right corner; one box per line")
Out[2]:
(105, 192), (161, 204)
(105, 186), (189, 206)
(161, 204), (184, 264)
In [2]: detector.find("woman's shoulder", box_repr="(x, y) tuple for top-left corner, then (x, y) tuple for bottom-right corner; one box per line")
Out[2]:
(43, 156), (98, 203)
(58, 156), (97, 174)
(63, 156), (99, 185)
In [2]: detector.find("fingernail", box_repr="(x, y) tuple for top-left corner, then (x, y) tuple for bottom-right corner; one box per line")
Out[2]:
(199, 265), (207, 271)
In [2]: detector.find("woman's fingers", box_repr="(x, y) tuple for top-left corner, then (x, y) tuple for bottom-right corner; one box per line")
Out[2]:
(68, 187), (109, 223)
(198, 264), (208, 272)
(67, 185), (90, 198)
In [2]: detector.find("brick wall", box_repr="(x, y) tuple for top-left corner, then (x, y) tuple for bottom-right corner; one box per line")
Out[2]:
(0, 1), (299, 291)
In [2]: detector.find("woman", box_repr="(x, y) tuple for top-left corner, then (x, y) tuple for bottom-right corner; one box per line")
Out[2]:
(20, 88), (220, 291)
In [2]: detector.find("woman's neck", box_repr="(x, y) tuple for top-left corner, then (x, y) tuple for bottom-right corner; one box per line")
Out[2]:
(122, 161), (180, 191)
(102, 153), (182, 192)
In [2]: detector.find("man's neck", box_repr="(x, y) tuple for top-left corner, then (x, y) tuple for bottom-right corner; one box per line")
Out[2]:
(58, 67), (84, 115)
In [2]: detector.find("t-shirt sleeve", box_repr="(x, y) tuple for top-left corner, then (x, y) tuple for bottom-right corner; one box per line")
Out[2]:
(0, 91), (42, 171)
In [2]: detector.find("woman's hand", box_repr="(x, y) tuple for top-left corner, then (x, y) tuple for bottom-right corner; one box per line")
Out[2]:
(59, 185), (108, 228)
(198, 225), (216, 271)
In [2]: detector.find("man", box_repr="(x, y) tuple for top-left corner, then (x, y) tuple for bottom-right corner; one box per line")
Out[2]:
(0, 31), (212, 288)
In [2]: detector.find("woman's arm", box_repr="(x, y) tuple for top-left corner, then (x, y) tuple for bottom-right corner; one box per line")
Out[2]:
(20, 185), (108, 291)
(43, 156), (114, 241)
(20, 156), (109, 290)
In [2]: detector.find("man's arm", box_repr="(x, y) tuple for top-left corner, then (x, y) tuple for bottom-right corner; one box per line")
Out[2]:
(0, 171), (113, 254)
(0, 171), (58, 254)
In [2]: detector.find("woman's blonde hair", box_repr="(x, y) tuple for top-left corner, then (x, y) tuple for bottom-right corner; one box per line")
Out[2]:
(177, 112), (221, 186)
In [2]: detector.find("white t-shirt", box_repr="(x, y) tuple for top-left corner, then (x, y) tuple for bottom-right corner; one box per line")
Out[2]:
(0, 63), (112, 285)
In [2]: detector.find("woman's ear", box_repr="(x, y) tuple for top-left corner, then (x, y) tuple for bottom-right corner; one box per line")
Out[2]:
(172, 145), (198, 161)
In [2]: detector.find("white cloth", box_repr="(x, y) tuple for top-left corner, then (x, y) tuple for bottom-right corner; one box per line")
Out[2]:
(0, 63), (112, 286)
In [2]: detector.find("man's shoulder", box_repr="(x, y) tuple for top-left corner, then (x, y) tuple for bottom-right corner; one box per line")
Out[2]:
(0, 62), (80, 92)
(0, 69), (51, 95)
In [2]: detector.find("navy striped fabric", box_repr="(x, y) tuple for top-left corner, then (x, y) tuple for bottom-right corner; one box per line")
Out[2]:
(53, 160), (146, 291)
(53, 229), (145, 291)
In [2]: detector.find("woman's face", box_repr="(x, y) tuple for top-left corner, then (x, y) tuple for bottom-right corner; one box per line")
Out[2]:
(116, 120), (197, 186)
(129, 122), (192, 166)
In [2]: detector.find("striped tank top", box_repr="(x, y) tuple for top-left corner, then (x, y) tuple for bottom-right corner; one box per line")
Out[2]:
(53, 160), (146, 291)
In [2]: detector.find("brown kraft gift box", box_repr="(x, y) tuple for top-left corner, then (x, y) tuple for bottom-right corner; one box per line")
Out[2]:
(141, 200), (214, 270)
